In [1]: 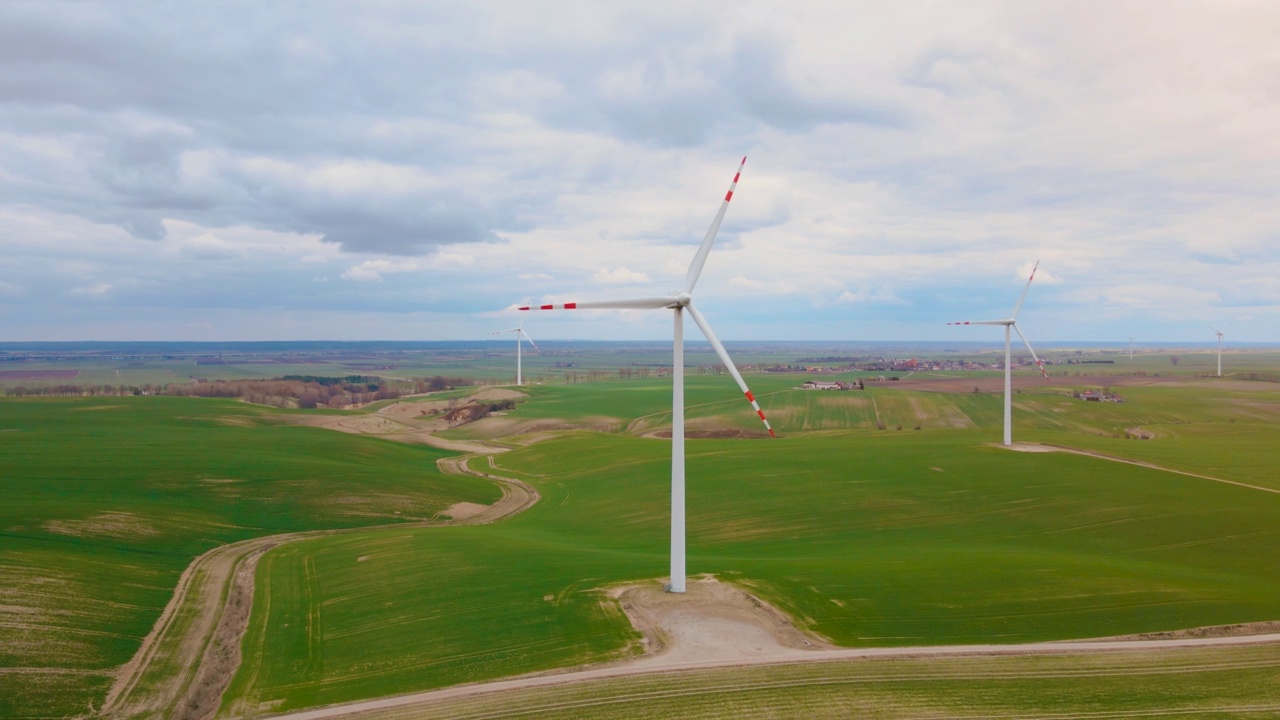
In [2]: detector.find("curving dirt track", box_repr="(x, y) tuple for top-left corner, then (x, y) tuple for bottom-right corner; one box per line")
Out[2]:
(100, 441), (534, 720)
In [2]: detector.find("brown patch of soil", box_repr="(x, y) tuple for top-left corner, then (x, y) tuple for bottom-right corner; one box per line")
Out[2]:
(438, 502), (488, 521)
(1003, 442), (1064, 453)
(376, 399), (453, 421)
(1078, 620), (1280, 642)
(469, 388), (529, 402)
(44, 512), (161, 540)
(611, 576), (831, 667)
(174, 544), (272, 720)
(650, 429), (769, 439)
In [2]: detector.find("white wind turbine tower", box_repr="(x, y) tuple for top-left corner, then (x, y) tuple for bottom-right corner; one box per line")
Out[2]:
(949, 262), (1049, 447)
(1210, 326), (1224, 377)
(491, 318), (537, 386)
(518, 157), (775, 593)
(1127, 336), (1134, 361)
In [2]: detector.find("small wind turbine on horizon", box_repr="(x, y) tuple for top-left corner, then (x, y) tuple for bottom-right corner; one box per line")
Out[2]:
(948, 262), (1049, 447)
(515, 157), (775, 593)
(491, 317), (537, 386)
(1128, 336), (1134, 360)
(1210, 325), (1225, 377)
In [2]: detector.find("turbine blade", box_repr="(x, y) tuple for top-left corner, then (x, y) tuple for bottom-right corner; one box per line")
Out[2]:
(684, 157), (746, 294)
(490, 327), (520, 335)
(519, 296), (676, 311)
(948, 320), (1008, 326)
(685, 302), (776, 438)
(1010, 261), (1039, 319)
(519, 328), (538, 351)
(1012, 323), (1049, 379)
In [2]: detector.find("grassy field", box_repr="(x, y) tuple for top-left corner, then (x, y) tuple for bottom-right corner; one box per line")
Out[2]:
(225, 376), (1280, 712)
(5, 352), (1279, 718)
(7, 341), (1275, 391)
(0, 397), (498, 719)
(304, 643), (1280, 719)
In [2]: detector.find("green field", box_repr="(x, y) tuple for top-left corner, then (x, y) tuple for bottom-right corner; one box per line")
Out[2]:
(303, 644), (1280, 719)
(222, 375), (1280, 713)
(4, 354), (1279, 718)
(0, 397), (498, 718)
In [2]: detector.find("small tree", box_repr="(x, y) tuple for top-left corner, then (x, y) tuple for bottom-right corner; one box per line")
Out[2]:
(1170, 355), (1180, 366)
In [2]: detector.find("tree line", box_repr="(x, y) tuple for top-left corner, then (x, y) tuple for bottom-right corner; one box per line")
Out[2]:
(2, 375), (474, 409)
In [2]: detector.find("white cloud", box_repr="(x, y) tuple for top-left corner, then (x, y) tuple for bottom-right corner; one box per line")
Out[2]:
(70, 283), (112, 297)
(593, 266), (651, 284)
(341, 259), (418, 282)
(2, 3), (1279, 341)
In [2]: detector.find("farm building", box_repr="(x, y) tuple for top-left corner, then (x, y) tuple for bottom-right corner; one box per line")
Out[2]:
(801, 380), (861, 390)
(1075, 390), (1124, 403)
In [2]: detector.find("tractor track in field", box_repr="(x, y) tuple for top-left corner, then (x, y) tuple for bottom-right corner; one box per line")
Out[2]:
(101, 441), (536, 720)
(1007, 442), (1280, 496)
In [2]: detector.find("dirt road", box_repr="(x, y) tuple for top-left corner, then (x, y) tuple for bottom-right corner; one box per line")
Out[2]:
(102, 441), (532, 720)
(260, 576), (1280, 720)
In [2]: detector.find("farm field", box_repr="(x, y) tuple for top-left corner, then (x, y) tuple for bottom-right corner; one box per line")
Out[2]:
(6, 340), (1277, 391)
(265, 643), (1280, 719)
(223, 375), (1280, 714)
(3, 348), (1278, 719)
(0, 397), (498, 719)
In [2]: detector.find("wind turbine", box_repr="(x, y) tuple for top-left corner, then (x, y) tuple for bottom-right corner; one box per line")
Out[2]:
(949, 262), (1049, 447)
(1127, 336), (1134, 360)
(517, 157), (774, 593)
(1210, 326), (1224, 377)
(491, 318), (537, 386)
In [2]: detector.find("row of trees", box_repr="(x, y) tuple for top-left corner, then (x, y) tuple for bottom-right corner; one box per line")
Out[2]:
(2, 375), (475, 408)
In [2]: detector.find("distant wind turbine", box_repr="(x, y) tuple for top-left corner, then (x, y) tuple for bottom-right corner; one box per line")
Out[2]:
(517, 157), (775, 593)
(949, 262), (1049, 447)
(1128, 336), (1134, 361)
(491, 317), (537, 386)
(1210, 325), (1224, 377)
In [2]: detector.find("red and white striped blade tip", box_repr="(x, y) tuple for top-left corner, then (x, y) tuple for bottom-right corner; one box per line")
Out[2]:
(519, 302), (580, 311)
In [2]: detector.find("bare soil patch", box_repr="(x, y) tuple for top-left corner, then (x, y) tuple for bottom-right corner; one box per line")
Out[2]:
(291, 414), (412, 435)
(376, 400), (453, 421)
(469, 388), (528, 402)
(1003, 442), (1064, 453)
(44, 511), (161, 540)
(1079, 620), (1280, 642)
(174, 544), (272, 720)
(453, 415), (620, 439)
(649, 428), (769, 439)
(612, 576), (831, 668)
(438, 502), (488, 521)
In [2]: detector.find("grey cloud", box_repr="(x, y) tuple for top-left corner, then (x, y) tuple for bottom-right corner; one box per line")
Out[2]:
(1, 2), (914, 255)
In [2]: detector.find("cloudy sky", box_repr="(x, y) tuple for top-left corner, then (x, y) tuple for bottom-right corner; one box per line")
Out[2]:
(2, 1), (1277, 343)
